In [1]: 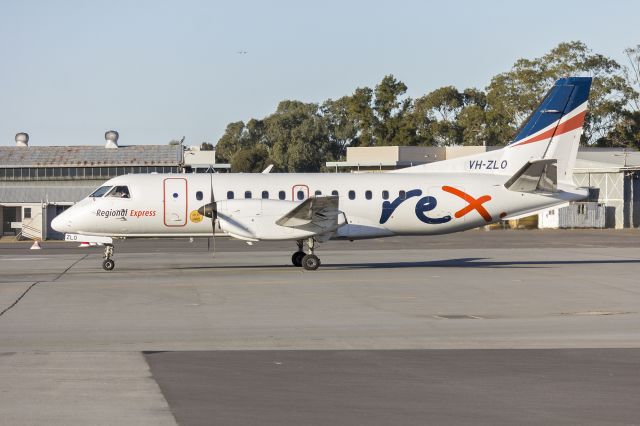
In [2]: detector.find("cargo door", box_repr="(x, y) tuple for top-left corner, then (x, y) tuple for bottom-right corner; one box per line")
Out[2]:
(164, 178), (188, 226)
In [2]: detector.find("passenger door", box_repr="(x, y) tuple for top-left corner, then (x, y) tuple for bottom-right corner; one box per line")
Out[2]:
(164, 178), (188, 226)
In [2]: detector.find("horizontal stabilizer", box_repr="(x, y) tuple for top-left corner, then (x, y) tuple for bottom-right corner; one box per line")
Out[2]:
(504, 159), (557, 193)
(276, 196), (340, 233)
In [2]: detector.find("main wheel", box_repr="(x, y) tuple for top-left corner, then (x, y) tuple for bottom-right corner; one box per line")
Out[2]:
(102, 259), (115, 271)
(302, 254), (320, 271)
(292, 251), (305, 267)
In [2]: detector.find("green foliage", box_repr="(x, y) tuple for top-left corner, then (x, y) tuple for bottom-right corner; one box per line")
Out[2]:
(200, 142), (214, 151)
(230, 145), (270, 173)
(216, 41), (640, 171)
(486, 41), (635, 145)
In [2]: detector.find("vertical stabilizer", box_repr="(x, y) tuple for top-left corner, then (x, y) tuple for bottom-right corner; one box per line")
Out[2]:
(504, 77), (592, 184)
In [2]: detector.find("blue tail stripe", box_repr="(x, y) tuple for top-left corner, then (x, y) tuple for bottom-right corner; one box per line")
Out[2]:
(510, 77), (592, 144)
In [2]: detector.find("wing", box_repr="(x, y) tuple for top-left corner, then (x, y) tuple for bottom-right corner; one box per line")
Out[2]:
(275, 195), (340, 235)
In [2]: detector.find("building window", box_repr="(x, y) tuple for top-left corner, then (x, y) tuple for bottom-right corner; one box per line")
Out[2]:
(348, 190), (355, 200)
(365, 190), (372, 200)
(24, 208), (31, 219)
(332, 190), (339, 196)
(382, 190), (389, 200)
(297, 190), (305, 200)
(278, 190), (286, 200)
(262, 191), (269, 199)
(245, 191), (252, 199)
(196, 191), (203, 201)
(227, 191), (234, 199)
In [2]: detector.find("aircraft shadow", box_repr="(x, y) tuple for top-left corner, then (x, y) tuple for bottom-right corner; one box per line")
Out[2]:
(322, 258), (640, 269)
(172, 257), (640, 271)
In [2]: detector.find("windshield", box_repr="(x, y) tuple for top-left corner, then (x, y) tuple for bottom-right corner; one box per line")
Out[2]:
(106, 185), (131, 198)
(89, 186), (113, 198)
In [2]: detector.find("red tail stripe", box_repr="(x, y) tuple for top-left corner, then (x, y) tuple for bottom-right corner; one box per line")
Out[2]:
(512, 110), (586, 147)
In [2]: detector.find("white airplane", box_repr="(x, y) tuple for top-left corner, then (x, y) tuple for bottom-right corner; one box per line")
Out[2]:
(52, 77), (592, 271)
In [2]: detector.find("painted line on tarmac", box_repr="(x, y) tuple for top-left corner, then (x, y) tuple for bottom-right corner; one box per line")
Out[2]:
(0, 254), (88, 319)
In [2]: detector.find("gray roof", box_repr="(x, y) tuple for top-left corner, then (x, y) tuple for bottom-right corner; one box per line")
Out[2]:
(0, 184), (98, 203)
(577, 148), (640, 169)
(0, 145), (182, 167)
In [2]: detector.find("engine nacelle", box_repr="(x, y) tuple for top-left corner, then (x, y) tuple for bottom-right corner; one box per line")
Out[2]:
(216, 199), (320, 241)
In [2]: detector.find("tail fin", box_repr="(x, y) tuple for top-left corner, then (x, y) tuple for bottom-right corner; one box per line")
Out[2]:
(394, 77), (592, 183)
(504, 77), (592, 184)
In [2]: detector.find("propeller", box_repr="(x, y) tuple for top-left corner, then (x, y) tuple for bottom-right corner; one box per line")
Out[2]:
(198, 171), (217, 257)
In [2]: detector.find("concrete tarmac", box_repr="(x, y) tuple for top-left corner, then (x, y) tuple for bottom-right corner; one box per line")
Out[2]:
(1, 230), (640, 424)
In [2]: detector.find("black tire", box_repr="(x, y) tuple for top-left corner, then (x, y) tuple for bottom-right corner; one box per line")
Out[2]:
(102, 259), (115, 271)
(302, 254), (320, 271)
(292, 251), (305, 267)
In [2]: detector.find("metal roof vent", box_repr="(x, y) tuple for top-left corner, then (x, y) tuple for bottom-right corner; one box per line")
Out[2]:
(15, 132), (29, 147)
(105, 130), (119, 149)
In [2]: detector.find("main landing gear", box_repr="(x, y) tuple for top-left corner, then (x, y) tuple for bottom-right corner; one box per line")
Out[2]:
(102, 244), (115, 271)
(291, 238), (321, 271)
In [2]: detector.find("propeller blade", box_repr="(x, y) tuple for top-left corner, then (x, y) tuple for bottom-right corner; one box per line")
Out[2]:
(209, 172), (216, 258)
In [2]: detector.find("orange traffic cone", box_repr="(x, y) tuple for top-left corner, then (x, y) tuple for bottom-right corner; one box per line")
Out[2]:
(30, 240), (41, 250)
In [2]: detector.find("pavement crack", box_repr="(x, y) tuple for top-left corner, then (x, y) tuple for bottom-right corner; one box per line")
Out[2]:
(0, 254), (87, 319)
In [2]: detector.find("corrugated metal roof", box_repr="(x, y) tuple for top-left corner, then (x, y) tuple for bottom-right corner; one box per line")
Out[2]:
(0, 185), (97, 203)
(0, 145), (182, 167)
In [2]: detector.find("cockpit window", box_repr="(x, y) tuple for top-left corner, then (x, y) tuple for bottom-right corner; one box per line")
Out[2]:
(89, 186), (113, 198)
(106, 185), (131, 198)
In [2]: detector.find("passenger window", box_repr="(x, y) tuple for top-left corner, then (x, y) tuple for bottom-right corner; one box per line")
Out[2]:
(382, 190), (389, 200)
(365, 190), (372, 200)
(314, 190), (322, 196)
(261, 190), (269, 199)
(348, 190), (355, 200)
(278, 190), (286, 200)
(106, 185), (130, 198)
(89, 185), (112, 198)
(331, 190), (339, 196)
(297, 190), (305, 200)
(196, 191), (203, 201)
(399, 190), (406, 200)
(227, 191), (234, 200)
(245, 191), (252, 199)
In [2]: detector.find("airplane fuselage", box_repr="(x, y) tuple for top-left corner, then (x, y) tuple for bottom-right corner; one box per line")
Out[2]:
(54, 171), (585, 240)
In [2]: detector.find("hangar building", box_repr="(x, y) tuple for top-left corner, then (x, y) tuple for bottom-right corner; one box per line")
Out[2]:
(0, 132), (226, 241)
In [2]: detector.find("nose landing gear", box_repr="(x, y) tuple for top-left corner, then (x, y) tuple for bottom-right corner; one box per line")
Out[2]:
(102, 244), (115, 271)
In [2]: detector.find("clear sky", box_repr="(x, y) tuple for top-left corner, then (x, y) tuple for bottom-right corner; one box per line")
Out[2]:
(1, 0), (639, 146)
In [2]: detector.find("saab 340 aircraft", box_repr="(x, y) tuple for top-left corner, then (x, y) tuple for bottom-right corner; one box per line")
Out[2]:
(52, 77), (592, 271)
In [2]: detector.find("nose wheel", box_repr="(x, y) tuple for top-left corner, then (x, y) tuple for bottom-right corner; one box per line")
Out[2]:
(102, 259), (115, 271)
(102, 244), (115, 271)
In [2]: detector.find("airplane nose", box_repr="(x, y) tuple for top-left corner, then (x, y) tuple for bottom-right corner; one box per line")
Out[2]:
(51, 210), (71, 233)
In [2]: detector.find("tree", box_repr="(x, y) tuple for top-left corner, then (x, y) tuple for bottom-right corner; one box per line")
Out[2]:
(486, 41), (635, 145)
(372, 75), (418, 145)
(200, 142), (214, 151)
(215, 121), (245, 163)
(264, 101), (332, 172)
(230, 145), (270, 172)
(623, 45), (640, 112)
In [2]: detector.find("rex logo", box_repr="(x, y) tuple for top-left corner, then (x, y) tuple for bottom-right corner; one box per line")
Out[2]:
(379, 186), (492, 225)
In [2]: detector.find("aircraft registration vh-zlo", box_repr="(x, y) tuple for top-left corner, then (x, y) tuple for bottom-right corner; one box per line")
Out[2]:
(53, 77), (592, 271)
